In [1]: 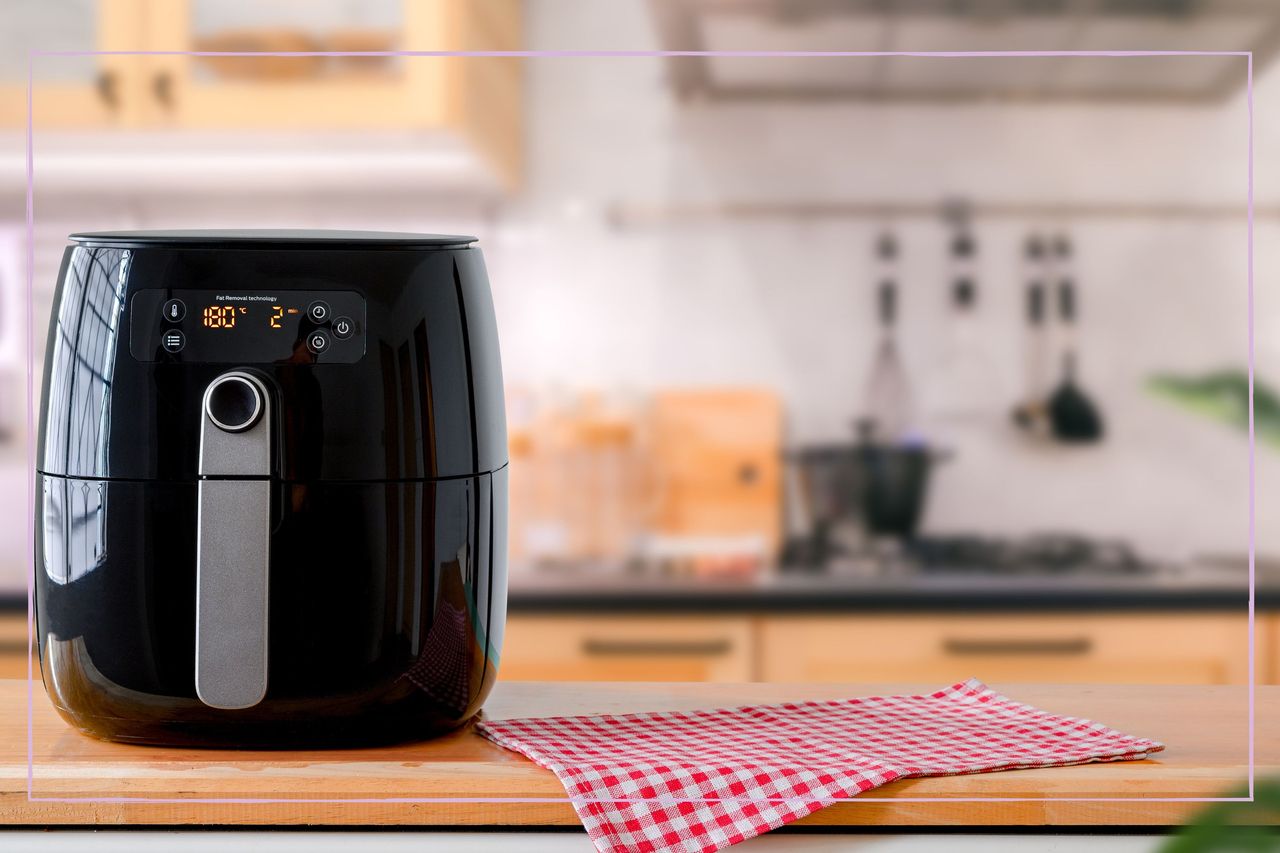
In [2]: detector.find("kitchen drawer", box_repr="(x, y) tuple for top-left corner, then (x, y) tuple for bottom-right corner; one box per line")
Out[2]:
(501, 616), (754, 682)
(0, 613), (30, 681)
(760, 614), (1250, 685)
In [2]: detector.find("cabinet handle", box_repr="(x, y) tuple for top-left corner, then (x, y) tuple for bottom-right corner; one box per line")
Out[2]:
(153, 71), (174, 109)
(942, 637), (1092, 656)
(582, 638), (732, 657)
(95, 70), (119, 111)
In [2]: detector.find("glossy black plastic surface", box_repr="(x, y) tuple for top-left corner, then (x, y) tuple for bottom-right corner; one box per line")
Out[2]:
(37, 231), (509, 746)
(36, 470), (508, 746)
(39, 239), (507, 481)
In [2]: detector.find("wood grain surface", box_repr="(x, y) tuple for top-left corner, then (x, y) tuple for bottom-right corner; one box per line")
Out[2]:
(1, 679), (1272, 827)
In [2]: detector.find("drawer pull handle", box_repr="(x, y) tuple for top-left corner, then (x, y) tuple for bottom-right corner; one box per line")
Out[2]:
(95, 70), (119, 111)
(582, 638), (732, 657)
(942, 637), (1092, 656)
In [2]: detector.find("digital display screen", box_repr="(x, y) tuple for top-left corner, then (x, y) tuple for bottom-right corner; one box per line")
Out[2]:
(130, 289), (366, 364)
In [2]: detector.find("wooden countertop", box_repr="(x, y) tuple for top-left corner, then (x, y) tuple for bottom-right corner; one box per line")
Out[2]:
(1, 679), (1272, 828)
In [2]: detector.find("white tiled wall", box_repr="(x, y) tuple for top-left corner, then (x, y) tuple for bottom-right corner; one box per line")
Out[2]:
(482, 2), (1275, 560)
(7, 0), (1279, 574)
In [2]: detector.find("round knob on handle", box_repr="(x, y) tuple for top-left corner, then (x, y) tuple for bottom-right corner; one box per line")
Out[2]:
(205, 375), (263, 433)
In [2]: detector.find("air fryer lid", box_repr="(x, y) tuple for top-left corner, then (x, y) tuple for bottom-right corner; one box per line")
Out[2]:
(39, 231), (507, 482)
(68, 229), (479, 249)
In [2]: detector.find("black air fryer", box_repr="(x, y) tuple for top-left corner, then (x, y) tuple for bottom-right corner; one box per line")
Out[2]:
(35, 230), (508, 747)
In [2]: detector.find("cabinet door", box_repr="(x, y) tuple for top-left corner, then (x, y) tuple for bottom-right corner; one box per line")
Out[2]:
(136, 0), (521, 184)
(0, 0), (147, 128)
(139, 0), (425, 129)
(501, 616), (754, 682)
(760, 614), (1250, 685)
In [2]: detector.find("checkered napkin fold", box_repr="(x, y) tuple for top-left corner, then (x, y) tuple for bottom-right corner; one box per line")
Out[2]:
(476, 678), (1164, 853)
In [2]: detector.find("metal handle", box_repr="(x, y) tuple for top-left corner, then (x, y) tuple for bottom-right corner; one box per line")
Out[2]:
(95, 70), (118, 110)
(942, 637), (1092, 657)
(195, 372), (272, 710)
(152, 71), (174, 109)
(581, 638), (732, 657)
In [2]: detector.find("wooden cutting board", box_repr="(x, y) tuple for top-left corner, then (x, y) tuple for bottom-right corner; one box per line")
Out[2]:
(649, 389), (783, 552)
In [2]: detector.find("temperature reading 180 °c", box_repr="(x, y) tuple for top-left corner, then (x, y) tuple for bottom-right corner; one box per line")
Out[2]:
(202, 305), (237, 329)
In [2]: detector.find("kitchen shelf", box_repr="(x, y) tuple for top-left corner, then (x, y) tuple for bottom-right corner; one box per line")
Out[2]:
(2, 0), (524, 190)
(2, 130), (508, 198)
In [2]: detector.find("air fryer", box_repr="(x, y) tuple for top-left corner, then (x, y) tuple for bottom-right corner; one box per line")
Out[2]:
(35, 229), (508, 747)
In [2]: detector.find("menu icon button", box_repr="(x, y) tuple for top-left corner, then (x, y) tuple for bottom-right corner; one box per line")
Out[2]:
(161, 330), (185, 354)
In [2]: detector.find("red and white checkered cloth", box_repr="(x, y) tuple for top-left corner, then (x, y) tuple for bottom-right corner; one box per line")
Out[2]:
(476, 678), (1163, 853)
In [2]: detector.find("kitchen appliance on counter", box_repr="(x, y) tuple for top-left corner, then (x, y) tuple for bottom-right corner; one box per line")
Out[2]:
(35, 230), (508, 747)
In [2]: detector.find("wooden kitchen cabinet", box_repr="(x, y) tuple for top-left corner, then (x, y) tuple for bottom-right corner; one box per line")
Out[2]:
(0, 0), (148, 128)
(5, 0), (523, 186)
(760, 614), (1253, 686)
(1, 610), (1267, 687)
(500, 615), (755, 682)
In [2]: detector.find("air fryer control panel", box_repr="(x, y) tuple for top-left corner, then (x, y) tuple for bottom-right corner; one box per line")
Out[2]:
(129, 289), (366, 364)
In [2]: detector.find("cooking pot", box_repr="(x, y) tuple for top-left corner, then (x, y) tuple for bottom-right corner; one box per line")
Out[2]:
(790, 442), (947, 546)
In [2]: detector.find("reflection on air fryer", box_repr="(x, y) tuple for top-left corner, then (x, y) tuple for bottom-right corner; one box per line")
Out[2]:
(35, 231), (510, 746)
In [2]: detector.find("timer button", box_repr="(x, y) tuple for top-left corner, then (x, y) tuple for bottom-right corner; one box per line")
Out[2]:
(332, 316), (354, 340)
(307, 301), (331, 323)
(205, 375), (262, 433)
(161, 329), (185, 353)
(162, 299), (186, 323)
(306, 331), (330, 355)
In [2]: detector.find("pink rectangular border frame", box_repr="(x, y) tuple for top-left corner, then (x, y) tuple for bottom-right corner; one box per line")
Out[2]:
(24, 48), (1256, 808)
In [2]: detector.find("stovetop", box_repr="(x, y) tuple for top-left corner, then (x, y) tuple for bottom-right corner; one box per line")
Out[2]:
(904, 534), (1157, 576)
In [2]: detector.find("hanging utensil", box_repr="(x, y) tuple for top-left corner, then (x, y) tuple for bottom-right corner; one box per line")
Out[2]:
(860, 231), (915, 445)
(1047, 236), (1104, 443)
(1012, 234), (1050, 435)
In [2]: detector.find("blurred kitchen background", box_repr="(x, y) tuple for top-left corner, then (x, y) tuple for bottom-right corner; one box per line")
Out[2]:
(1, 0), (1277, 686)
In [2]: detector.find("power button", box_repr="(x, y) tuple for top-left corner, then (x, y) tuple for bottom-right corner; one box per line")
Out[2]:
(332, 316), (354, 340)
